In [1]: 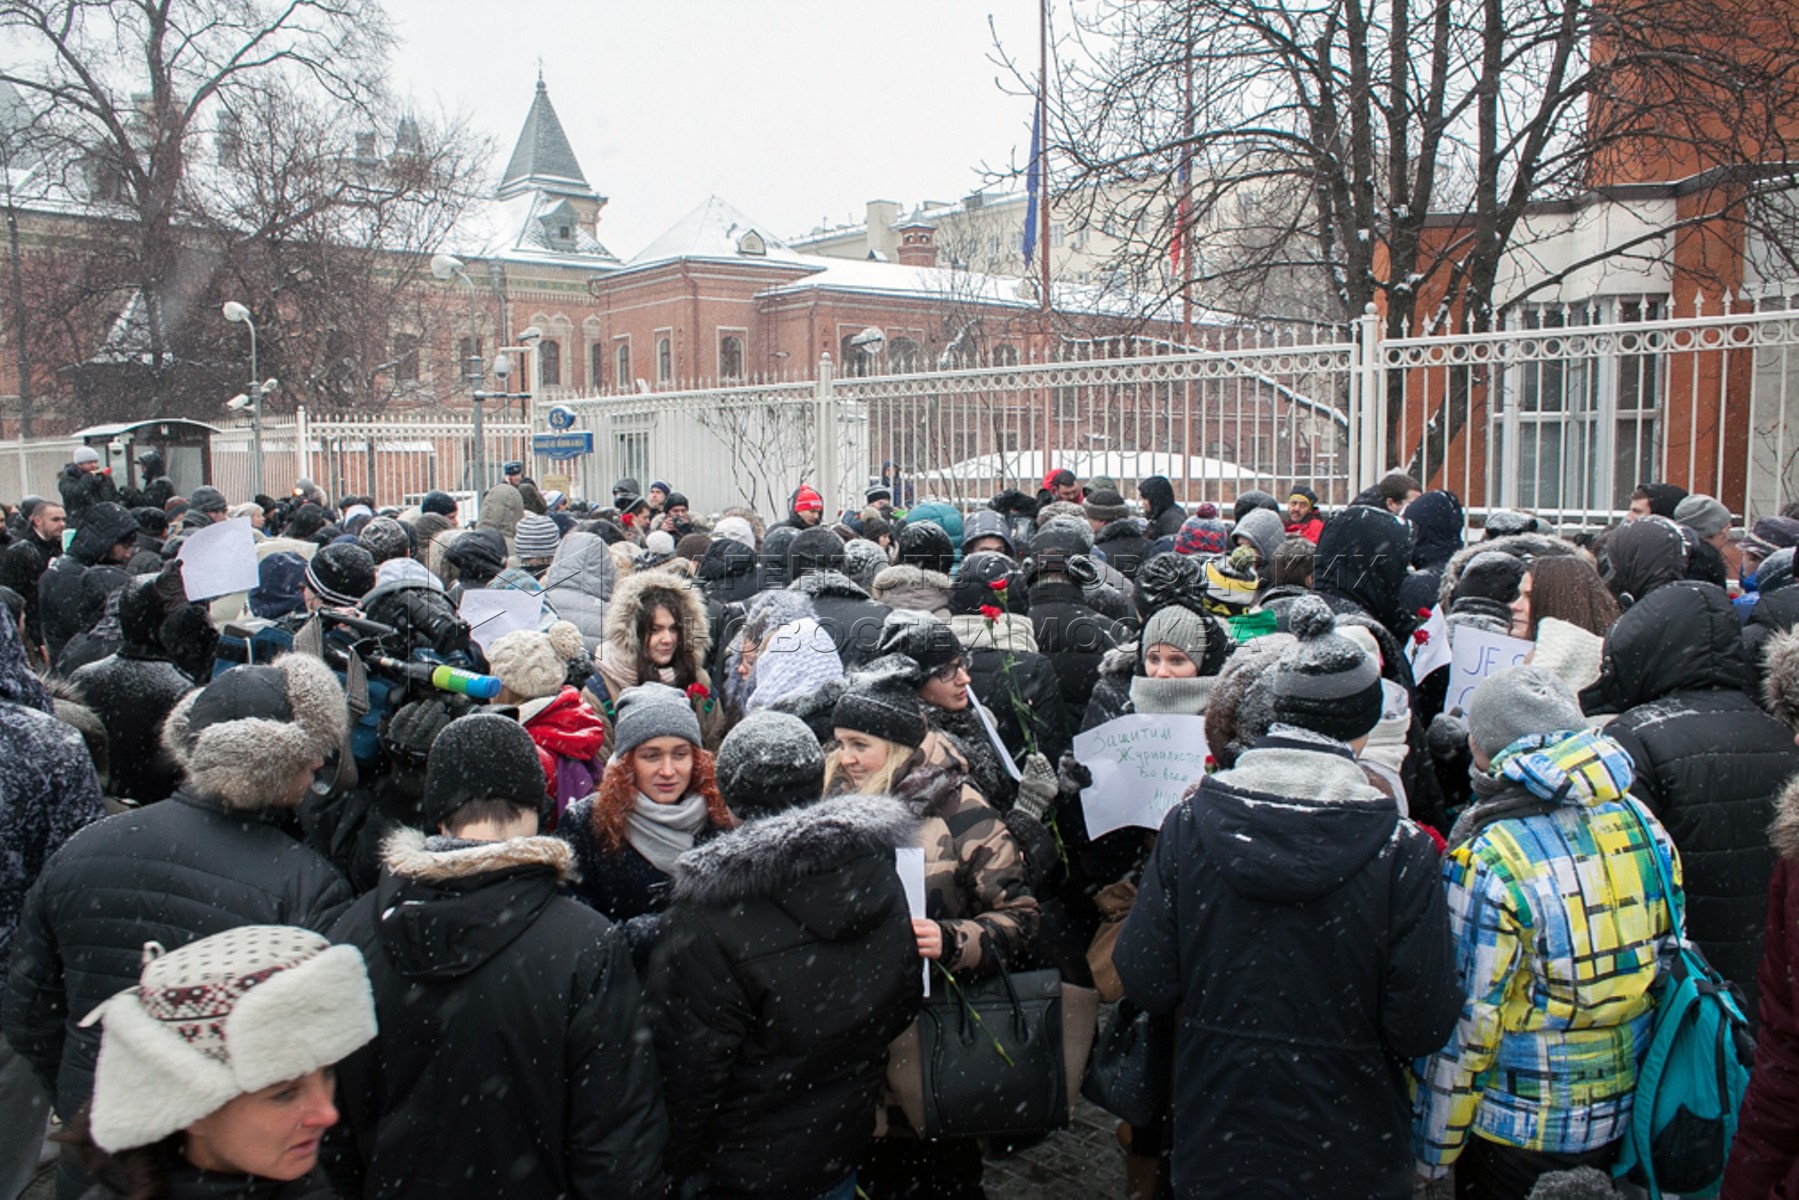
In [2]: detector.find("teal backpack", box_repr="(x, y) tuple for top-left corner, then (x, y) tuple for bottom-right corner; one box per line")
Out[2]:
(1614, 799), (1755, 1199)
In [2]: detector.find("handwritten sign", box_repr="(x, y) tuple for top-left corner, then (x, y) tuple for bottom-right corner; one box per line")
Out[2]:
(458, 588), (543, 653)
(895, 847), (929, 996)
(177, 517), (259, 601)
(1074, 714), (1212, 839)
(1445, 625), (1535, 713)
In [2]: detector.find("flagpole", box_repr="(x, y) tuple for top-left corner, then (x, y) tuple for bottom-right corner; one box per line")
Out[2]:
(1180, 9), (1194, 347)
(1038, 0), (1051, 317)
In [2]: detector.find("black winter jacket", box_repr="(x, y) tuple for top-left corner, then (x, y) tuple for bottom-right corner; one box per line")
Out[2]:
(2, 788), (352, 1120)
(1026, 580), (1123, 715)
(38, 505), (139, 666)
(328, 832), (668, 1200)
(788, 571), (892, 669)
(55, 464), (117, 527)
(0, 531), (62, 650)
(697, 538), (759, 608)
(646, 795), (921, 1197)
(1744, 584), (1799, 685)
(1116, 730), (1460, 1199)
(1596, 581), (1799, 1008)
(961, 643), (1074, 766)
(69, 645), (192, 804)
(1092, 517), (1158, 580)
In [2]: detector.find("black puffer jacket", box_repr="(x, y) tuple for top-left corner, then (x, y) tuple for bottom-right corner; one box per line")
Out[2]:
(329, 831), (668, 1200)
(55, 462), (118, 526)
(1092, 517), (1158, 580)
(962, 643), (1073, 765)
(1, 788), (353, 1122)
(1744, 583), (1799, 686)
(788, 570), (892, 669)
(1138, 477), (1188, 540)
(38, 503), (139, 665)
(1596, 581), (1799, 1008)
(646, 795), (921, 1197)
(1315, 505), (1417, 642)
(1027, 580), (1124, 714)
(697, 537), (759, 607)
(1116, 730), (1460, 1199)
(0, 530), (62, 651)
(68, 581), (193, 804)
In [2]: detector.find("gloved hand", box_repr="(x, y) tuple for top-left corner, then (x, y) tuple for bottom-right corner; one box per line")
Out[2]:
(1056, 749), (1092, 795)
(383, 696), (462, 761)
(1427, 710), (1470, 762)
(1066, 553), (1101, 587)
(1014, 752), (1057, 821)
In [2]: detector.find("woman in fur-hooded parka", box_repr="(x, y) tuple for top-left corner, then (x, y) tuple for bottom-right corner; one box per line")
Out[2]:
(1, 655), (354, 1165)
(584, 569), (724, 753)
(1723, 628), (1799, 1200)
(647, 794), (922, 1198)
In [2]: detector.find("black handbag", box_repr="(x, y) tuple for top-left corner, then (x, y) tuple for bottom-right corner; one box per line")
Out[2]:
(1081, 998), (1174, 1129)
(915, 961), (1069, 1139)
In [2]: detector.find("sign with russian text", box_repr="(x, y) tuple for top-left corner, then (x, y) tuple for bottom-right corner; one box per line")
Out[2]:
(531, 431), (593, 460)
(1075, 714), (1211, 839)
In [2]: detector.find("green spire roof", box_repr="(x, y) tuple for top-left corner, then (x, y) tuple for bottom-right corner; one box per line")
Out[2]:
(498, 78), (590, 199)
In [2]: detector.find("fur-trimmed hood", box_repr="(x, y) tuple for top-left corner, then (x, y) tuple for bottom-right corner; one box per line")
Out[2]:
(603, 567), (712, 674)
(160, 653), (347, 811)
(1763, 626), (1799, 730)
(1437, 532), (1579, 608)
(871, 563), (953, 617)
(1772, 775), (1799, 864)
(382, 826), (576, 884)
(670, 793), (917, 906)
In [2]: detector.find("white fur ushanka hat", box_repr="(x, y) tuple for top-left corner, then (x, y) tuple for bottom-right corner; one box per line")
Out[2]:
(160, 654), (348, 811)
(80, 926), (376, 1152)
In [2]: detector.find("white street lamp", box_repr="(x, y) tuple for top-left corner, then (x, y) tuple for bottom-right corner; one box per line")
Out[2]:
(222, 301), (262, 498)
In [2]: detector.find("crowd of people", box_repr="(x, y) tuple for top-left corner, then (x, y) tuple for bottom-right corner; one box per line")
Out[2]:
(6, 448), (1799, 1200)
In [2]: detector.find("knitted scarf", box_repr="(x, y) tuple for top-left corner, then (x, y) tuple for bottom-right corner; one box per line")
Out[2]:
(625, 791), (709, 875)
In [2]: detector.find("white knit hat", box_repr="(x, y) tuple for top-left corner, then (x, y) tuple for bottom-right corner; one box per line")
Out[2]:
(487, 624), (576, 701)
(81, 926), (376, 1152)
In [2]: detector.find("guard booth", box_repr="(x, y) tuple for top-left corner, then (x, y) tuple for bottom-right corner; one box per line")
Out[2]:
(72, 419), (222, 501)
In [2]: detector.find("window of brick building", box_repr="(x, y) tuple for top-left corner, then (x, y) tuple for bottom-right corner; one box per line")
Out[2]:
(540, 339), (561, 387)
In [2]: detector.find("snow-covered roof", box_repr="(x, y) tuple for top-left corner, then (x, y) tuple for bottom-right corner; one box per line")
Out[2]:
(628, 195), (813, 269)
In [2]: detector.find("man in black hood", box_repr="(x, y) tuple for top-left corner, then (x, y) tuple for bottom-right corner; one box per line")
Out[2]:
(37, 502), (139, 666)
(118, 448), (175, 512)
(328, 714), (668, 1198)
(1312, 504), (1417, 642)
(1138, 475), (1187, 539)
(68, 576), (194, 805)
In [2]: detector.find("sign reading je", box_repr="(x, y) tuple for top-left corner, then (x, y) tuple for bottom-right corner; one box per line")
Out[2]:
(531, 431), (593, 460)
(1445, 625), (1535, 714)
(1075, 714), (1212, 839)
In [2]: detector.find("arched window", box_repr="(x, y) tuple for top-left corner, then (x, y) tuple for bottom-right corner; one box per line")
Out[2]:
(889, 337), (923, 374)
(539, 339), (562, 386)
(992, 343), (1019, 367)
(615, 340), (631, 388)
(590, 342), (604, 391)
(719, 334), (744, 380)
(656, 336), (672, 383)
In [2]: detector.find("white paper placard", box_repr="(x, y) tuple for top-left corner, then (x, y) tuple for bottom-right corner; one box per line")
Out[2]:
(458, 588), (543, 653)
(177, 517), (259, 601)
(1408, 604), (1452, 678)
(1445, 625), (1536, 714)
(1075, 713), (1212, 839)
(972, 697), (1024, 781)
(895, 847), (929, 996)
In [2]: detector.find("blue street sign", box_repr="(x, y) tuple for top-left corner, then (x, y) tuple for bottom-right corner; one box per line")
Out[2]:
(532, 431), (593, 460)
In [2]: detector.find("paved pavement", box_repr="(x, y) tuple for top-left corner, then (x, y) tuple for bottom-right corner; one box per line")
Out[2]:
(985, 1096), (1127, 1199)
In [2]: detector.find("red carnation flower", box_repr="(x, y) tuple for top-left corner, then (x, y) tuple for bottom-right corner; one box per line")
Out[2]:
(989, 578), (1009, 592)
(1412, 629), (1430, 645)
(979, 604), (1004, 622)
(1416, 607), (1432, 620)
(685, 683), (711, 701)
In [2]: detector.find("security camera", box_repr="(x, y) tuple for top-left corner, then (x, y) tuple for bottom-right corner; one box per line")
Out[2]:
(515, 326), (543, 344)
(109, 439), (127, 458)
(492, 353), (513, 381)
(225, 393), (251, 412)
(258, 378), (279, 395)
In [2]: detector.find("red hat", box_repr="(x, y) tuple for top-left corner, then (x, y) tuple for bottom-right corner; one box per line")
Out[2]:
(794, 485), (823, 513)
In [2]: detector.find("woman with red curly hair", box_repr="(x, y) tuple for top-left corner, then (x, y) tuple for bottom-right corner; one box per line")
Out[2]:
(557, 682), (734, 967)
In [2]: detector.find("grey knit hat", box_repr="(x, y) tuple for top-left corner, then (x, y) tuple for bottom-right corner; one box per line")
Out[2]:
(1140, 604), (1210, 662)
(189, 485), (228, 515)
(613, 682), (702, 756)
(73, 445), (100, 465)
(1232, 507), (1287, 565)
(1268, 596), (1383, 742)
(1673, 493), (1732, 539)
(715, 711), (825, 817)
(358, 516), (412, 564)
(1466, 665), (1586, 762)
(513, 513), (561, 561)
(1083, 488), (1131, 522)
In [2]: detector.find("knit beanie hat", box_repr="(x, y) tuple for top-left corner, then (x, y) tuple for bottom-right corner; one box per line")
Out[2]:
(1083, 488), (1131, 522)
(73, 445), (100, 465)
(1232, 490), (1280, 521)
(1466, 664), (1586, 761)
(1454, 550), (1528, 606)
(675, 533), (711, 562)
(358, 516), (412, 564)
(1267, 596), (1384, 742)
(304, 542), (376, 606)
(714, 516), (757, 549)
(442, 528), (508, 585)
(1203, 551), (1261, 614)
(1133, 552), (1203, 614)
(792, 484), (824, 514)
(82, 926), (376, 1153)
(614, 681), (703, 757)
(1027, 518), (1092, 578)
(487, 628), (569, 702)
(1642, 481), (1689, 518)
(715, 710), (826, 817)
(1673, 493), (1731, 538)
(831, 655), (928, 748)
(896, 520), (955, 575)
(188, 486), (228, 515)
(162, 655), (348, 811)
(1141, 603), (1210, 662)
(843, 538), (890, 589)
(787, 526), (847, 576)
(420, 490), (458, 517)
(877, 608), (964, 675)
(422, 712), (552, 828)
(1174, 516), (1230, 557)
(514, 513), (562, 561)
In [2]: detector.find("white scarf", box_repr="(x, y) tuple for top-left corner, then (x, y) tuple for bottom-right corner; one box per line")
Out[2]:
(625, 791), (708, 875)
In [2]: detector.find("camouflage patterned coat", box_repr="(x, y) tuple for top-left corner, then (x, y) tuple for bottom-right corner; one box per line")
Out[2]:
(890, 732), (1039, 974)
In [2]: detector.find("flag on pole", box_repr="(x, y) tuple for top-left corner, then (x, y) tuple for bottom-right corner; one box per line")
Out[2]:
(1023, 104), (1041, 270)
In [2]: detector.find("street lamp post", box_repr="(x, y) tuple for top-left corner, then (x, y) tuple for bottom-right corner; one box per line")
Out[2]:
(430, 253), (489, 491)
(222, 301), (260, 499)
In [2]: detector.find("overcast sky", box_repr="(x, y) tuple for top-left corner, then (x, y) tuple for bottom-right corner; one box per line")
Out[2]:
(381, 0), (1046, 256)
